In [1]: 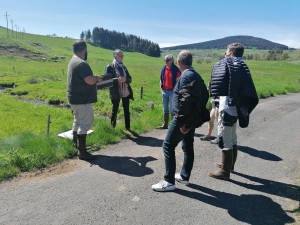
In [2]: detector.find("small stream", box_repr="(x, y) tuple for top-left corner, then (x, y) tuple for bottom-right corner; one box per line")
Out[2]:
(1, 86), (110, 119)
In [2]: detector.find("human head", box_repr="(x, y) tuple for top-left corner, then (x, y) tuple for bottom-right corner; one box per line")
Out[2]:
(177, 50), (193, 71)
(113, 49), (124, 62)
(73, 40), (88, 60)
(225, 43), (244, 57)
(164, 54), (174, 63)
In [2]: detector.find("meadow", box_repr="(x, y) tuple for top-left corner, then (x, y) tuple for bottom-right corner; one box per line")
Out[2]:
(0, 26), (300, 181)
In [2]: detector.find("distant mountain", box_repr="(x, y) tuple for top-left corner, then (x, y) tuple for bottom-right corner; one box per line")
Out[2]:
(161, 35), (288, 50)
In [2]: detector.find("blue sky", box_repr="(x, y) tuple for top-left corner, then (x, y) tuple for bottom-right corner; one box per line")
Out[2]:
(1, 0), (300, 48)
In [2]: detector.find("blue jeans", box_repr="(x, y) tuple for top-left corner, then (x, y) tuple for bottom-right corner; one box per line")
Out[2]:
(162, 90), (174, 115)
(163, 117), (195, 184)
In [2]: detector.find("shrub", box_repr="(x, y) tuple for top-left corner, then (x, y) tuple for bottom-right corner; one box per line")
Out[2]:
(28, 77), (38, 84)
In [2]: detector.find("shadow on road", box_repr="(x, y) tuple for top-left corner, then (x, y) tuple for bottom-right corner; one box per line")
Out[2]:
(175, 183), (295, 225)
(128, 135), (164, 147)
(90, 155), (157, 177)
(231, 172), (300, 201)
(238, 145), (282, 161)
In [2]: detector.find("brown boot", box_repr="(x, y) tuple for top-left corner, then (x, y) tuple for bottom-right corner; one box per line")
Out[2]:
(77, 134), (96, 160)
(231, 144), (238, 171)
(72, 131), (78, 148)
(209, 149), (233, 180)
(215, 144), (237, 172)
(158, 113), (169, 129)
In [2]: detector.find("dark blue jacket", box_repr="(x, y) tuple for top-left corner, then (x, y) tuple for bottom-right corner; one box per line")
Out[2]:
(210, 57), (258, 128)
(160, 63), (180, 89)
(173, 68), (210, 128)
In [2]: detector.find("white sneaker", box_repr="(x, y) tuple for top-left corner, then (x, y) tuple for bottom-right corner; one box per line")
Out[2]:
(151, 180), (176, 192)
(175, 173), (190, 185)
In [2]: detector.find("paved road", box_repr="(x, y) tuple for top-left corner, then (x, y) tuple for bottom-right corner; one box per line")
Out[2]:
(1, 93), (300, 225)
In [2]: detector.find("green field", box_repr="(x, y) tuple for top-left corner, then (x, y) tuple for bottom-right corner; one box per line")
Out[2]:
(1, 26), (300, 181)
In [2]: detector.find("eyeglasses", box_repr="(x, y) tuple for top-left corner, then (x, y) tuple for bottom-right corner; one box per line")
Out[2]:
(164, 60), (169, 63)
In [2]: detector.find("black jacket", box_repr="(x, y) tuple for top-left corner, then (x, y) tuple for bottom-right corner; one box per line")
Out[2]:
(177, 80), (210, 129)
(105, 63), (134, 100)
(210, 57), (258, 128)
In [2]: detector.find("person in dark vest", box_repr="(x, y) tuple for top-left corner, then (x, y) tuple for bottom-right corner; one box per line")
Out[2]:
(105, 49), (134, 134)
(158, 54), (181, 129)
(67, 40), (103, 160)
(152, 50), (210, 192)
(208, 43), (258, 180)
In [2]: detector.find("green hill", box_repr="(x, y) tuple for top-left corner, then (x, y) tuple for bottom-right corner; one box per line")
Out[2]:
(0, 25), (166, 115)
(161, 35), (288, 50)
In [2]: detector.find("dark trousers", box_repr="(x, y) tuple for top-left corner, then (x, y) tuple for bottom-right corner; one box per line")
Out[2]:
(163, 117), (195, 184)
(111, 96), (130, 129)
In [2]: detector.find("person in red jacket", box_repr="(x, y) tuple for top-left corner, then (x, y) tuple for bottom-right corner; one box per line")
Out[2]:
(158, 55), (181, 129)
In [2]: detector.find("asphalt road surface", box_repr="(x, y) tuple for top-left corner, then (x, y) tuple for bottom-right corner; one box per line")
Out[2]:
(1, 93), (300, 225)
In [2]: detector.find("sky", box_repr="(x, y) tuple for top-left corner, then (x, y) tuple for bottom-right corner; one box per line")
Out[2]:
(1, 0), (300, 48)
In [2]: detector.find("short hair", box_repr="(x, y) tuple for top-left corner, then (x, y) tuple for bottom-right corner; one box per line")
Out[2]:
(177, 50), (193, 66)
(164, 54), (174, 62)
(73, 40), (87, 53)
(227, 43), (244, 57)
(113, 49), (123, 57)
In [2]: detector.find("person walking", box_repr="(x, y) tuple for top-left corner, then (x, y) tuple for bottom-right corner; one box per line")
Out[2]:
(152, 50), (210, 192)
(105, 49), (134, 133)
(208, 43), (258, 180)
(158, 54), (181, 129)
(67, 40), (103, 160)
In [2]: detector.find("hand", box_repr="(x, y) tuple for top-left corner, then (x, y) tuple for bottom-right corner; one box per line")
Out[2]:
(118, 77), (126, 83)
(180, 125), (190, 134)
(97, 76), (103, 82)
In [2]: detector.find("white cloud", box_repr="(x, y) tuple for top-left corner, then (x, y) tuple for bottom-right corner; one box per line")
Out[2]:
(269, 39), (300, 49)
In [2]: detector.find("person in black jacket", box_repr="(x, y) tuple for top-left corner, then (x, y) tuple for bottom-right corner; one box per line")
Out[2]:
(152, 50), (209, 192)
(208, 43), (258, 180)
(104, 49), (134, 133)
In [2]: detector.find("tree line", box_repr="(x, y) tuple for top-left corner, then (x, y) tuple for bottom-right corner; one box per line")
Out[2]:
(242, 50), (289, 61)
(195, 50), (290, 63)
(80, 27), (161, 57)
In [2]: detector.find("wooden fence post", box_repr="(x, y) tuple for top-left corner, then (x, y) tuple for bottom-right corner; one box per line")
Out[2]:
(140, 87), (143, 99)
(46, 114), (51, 135)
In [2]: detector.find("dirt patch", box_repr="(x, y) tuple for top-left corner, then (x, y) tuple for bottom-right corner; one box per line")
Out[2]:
(1, 159), (88, 187)
(0, 46), (42, 58)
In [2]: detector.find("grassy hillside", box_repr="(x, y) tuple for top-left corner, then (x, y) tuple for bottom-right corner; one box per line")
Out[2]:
(0, 26), (300, 180)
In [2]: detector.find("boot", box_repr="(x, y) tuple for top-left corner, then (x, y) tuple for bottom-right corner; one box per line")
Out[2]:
(215, 144), (237, 172)
(111, 117), (117, 128)
(208, 149), (233, 180)
(77, 134), (96, 160)
(158, 113), (169, 129)
(72, 131), (78, 148)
